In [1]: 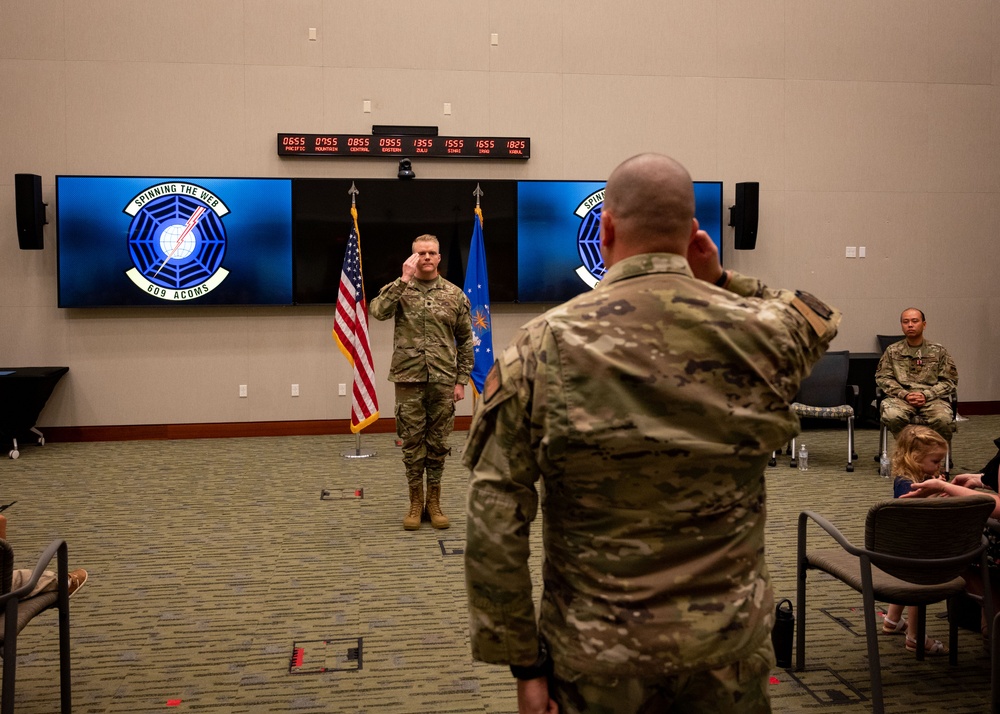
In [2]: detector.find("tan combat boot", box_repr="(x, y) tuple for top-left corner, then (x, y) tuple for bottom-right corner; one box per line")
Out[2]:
(425, 482), (450, 529)
(403, 482), (424, 530)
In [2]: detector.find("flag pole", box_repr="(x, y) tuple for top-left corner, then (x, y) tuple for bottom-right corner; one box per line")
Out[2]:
(340, 182), (377, 459)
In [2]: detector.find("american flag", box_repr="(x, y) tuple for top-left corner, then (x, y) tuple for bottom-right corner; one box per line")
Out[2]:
(333, 206), (379, 432)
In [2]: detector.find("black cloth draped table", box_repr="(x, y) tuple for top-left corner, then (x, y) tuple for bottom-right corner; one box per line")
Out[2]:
(0, 367), (69, 459)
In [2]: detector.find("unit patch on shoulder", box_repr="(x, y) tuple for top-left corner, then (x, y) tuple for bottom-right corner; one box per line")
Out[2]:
(483, 362), (501, 403)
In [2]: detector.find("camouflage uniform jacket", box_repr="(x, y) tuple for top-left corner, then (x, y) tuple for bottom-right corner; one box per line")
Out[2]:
(875, 340), (957, 401)
(370, 275), (474, 385)
(463, 252), (841, 677)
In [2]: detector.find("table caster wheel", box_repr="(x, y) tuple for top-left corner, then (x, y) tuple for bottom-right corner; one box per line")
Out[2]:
(8, 450), (19, 460)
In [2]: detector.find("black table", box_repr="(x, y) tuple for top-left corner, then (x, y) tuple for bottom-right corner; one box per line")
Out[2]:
(0, 367), (69, 459)
(848, 352), (880, 429)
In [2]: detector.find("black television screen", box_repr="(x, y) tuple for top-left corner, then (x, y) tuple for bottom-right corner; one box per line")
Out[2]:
(292, 178), (518, 304)
(56, 176), (293, 307)
(516, 180), (724, 302)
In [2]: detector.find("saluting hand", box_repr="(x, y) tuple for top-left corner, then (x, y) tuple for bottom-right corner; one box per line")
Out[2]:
(401, 253), (420, 283)
(687, 229), (724, 285)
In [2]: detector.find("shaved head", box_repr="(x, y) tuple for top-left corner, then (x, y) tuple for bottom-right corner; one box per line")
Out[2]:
(603, 153), (696, 255)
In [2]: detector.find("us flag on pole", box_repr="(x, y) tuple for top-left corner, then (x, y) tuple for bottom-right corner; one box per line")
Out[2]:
(333, 205), (379, 432)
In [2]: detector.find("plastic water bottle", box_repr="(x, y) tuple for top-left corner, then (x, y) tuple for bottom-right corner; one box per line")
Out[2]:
(798, 444), (809, 471)
(879, 450), (890, 478)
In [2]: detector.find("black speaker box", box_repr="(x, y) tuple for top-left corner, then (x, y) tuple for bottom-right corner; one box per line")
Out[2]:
(15, 173), (46, 250)
(731, 181), (759, 250)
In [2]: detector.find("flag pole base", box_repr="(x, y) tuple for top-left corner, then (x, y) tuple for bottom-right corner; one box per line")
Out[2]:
(341, 432), (377, 459)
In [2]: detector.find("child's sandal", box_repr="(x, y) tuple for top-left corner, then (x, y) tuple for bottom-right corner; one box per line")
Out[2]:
(882, 616), (907, 634)
(905, 636), (949, 655)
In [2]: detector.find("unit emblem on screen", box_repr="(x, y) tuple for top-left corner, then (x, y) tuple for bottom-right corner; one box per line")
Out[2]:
(122, 182), (231, 301)
(574, 189), (606, 289)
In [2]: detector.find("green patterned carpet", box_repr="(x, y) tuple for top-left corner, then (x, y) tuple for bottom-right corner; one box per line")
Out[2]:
(2, 416), (999, 713)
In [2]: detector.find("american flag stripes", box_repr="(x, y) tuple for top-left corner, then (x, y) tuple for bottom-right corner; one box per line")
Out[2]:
(333, 206), (379, 432)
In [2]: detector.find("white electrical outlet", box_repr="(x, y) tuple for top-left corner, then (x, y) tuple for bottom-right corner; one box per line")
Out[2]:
(338, 383), (347, 396)
(858, 246), (866, 258)
(239, 385), (248, 398)
(845, 246), (857, 258)
(291, 384), (299, 397)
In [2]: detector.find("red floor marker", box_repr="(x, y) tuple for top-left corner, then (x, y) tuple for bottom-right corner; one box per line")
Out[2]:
(167, 699), (182, 707)
(769, 676), (780, 685)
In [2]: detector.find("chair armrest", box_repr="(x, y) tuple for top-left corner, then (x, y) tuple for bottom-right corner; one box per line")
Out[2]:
(0, 539), (67, 604)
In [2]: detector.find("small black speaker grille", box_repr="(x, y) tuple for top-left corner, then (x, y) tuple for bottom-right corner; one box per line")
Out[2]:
(732, 182), (759, 250)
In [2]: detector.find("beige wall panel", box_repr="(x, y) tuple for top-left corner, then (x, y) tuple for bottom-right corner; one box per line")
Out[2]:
(561, 1), (718, 78)
(785, 80), (928, 193)
(63, 62), (247, 176)
(486, 73), (563, 179)
(716, 78), (786, 191)
(244, 65), (326, 177)
(324, 0), (489, 71)
(5, 306), (69, 369)
(787, 0), (991, 85)
(61, 309), (252, 425)
(64, 0), (244, 64)
(918, 192), (996, 300)
(717, 0), (785, 79)
(785, 0), (926, 82)
(924, 0), (992, 85)
(245, 308), (353, 421)
(486, 1), (563, 75)
(0, 0), (66, 60)
(926, 84), (998, 194)
(244, 0), (324, 67)
(562, 74), (719, 183)
(0, 61), (67, 179)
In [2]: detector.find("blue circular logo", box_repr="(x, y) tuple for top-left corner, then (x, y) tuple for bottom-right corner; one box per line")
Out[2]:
(127, 193), (227, 290)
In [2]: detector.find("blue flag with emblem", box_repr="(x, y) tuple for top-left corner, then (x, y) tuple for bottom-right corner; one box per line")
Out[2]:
(463, 206), (493, 395)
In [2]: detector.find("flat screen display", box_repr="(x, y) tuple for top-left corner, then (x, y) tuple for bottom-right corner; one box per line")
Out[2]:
(292, 178), (518, 304)
(516, 181), (725, 302)
(56, 177), (293, 307)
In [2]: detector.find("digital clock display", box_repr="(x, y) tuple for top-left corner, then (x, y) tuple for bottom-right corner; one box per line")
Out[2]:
(277, 133), (530, 159)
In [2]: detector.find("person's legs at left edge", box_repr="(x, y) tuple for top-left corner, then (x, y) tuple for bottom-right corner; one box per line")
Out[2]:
(423, 382), (456, 529)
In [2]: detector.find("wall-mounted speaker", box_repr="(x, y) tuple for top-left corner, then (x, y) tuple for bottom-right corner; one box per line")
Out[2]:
(15, 173), (46, 250)
(729, 181), (759, 250)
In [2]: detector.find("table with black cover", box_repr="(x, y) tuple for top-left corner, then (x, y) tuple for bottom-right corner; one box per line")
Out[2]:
(0, 367), (69, 459)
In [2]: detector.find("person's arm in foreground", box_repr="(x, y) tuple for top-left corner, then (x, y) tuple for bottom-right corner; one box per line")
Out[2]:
(902, 478), (1000, 517)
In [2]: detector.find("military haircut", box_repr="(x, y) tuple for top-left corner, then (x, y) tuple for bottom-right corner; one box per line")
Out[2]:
(604, 153), (695, 247)
(901, 307), (926, 321)
(412, 234), (440, 252)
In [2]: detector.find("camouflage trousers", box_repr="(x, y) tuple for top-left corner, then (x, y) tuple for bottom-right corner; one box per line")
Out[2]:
(880, 396), (954, 442)
(394, 382), (455, 486)
(550, 640), (774, 714)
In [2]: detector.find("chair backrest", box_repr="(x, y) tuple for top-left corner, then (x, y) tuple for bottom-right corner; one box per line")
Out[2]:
(865, 496), (995, 584)
(793, 350), (849, 407)
(877, 334), (904, 353)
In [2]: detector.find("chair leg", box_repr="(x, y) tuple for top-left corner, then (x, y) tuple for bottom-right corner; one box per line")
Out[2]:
(915, 605), (927, 661)
(875, 423), (888, 463)
(992, 611), (1000, 714)
(846, 416), (855, 472)
(862, 589), (885, 714)
(790, 437), (798, 468)
(2, 603), (18, 714)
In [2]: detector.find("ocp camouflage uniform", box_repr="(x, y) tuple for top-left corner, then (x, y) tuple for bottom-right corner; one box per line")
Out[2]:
(370, 275), (473, 485)
(876, 340), (958, 442)
(463, 253), (840, 713)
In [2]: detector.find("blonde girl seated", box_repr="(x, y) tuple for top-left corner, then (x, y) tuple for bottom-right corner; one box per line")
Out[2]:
(880, 425), (950, 654)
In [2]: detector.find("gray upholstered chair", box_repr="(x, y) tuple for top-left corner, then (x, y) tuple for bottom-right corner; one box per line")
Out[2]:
(0, 538), (72, 713)
(796, 496), (995, 714)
